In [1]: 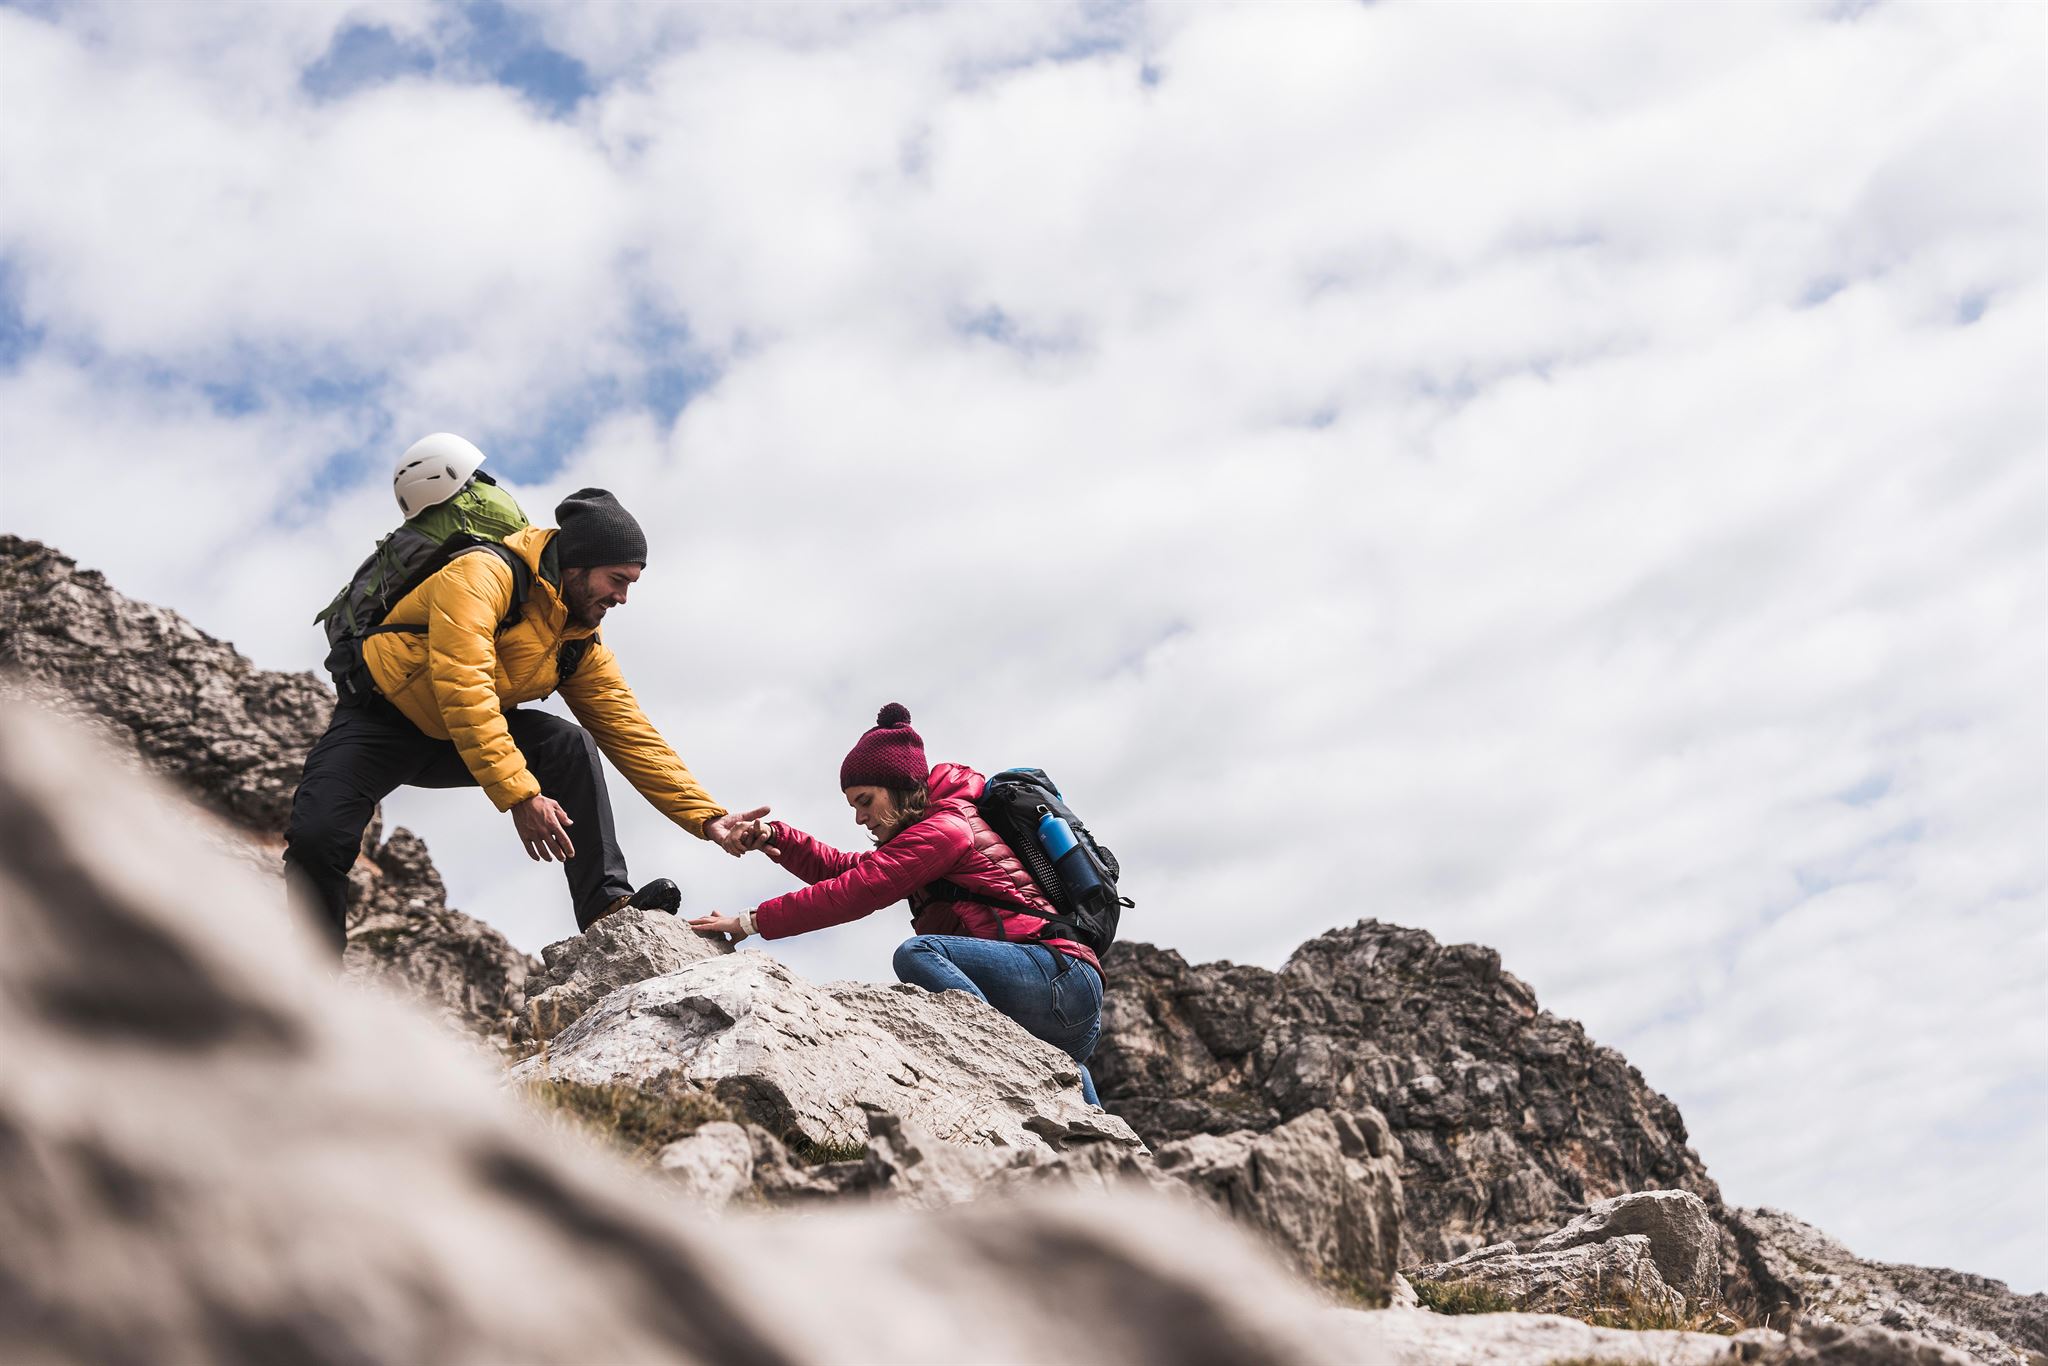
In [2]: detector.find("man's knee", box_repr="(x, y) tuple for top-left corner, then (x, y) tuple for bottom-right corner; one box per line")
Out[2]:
(284, 797), (368, 877)
(514, 713), (603, 774)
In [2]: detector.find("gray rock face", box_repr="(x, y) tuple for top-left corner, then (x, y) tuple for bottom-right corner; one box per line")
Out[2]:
(342, 826), (539, 1048)
(1732, 1208), (2045, 1366)
(1531, 1189), (1723, 1303)
(526, 905), (728, 1040)
(1156, 1108), (1405, 1304)
(656, 1121), (758, 1209)
(510, 952), (1143, 1155)
(1093, 929), (1724, 1268)
(0, 700), (1358, 1366)
(0, 535), (331, 831)
(1413, 1231), (1685, 1318)
(0, 536), (542, 1042)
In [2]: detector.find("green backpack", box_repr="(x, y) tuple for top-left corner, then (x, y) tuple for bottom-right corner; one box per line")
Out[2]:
(314, 473), (592, 705)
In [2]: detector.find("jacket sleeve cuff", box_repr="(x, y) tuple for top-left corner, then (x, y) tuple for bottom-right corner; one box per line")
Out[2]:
(489, 772), (542, 812)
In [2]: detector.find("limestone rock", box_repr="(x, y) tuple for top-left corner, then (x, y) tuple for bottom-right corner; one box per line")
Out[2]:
(1531, 1189), (1722, 1303)
(656, 1122), (756, 1210)
(526, 904), (729, 1040)
(0, 699), (1356, 1366)
(1740, 1321), (1982, 1365)
(1328, 1304), (1745, 1365)
(509, 952), (1144, 1155)
(0, 534), (330, 832)
(1155, 1108), (1404, 1305)
(1411, 1231), (1683, 1318)
(1094, 929), (1722, 1266)
(1731, 1208), (2044, 1366)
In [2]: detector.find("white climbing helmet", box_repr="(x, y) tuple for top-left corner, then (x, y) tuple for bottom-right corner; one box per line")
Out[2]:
(392, 432), (487, 519)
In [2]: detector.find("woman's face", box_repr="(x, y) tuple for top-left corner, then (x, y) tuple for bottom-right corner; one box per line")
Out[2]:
(845, 785), (902, 842)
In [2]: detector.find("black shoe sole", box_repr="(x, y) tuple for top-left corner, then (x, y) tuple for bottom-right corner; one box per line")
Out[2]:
(627, 878), (680, 915)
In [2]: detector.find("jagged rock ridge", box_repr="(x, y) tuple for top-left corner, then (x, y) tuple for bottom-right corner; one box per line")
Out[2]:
(1094, 925), (1719, 1264)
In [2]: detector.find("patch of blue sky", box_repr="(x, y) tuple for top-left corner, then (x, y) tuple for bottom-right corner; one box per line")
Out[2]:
(300, 22), (434, 101)
(456, 0), (593, 116)
(1835, 772), (1892, 807)
(1800, 276), (1849, 308)
(950, 0), (1142, 87)
(1956, 293), (1989, 326)
(631, 309), (722, 427)
(300, 0), (593, 117)
(953, 304), (1082, 357)
(0, 259), (45, 373)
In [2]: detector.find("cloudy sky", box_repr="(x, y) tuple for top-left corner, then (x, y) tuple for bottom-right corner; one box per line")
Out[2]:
(3, 0), (2042, 1291)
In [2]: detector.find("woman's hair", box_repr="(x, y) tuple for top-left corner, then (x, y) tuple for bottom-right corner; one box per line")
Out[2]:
(874, 782), (929, 842)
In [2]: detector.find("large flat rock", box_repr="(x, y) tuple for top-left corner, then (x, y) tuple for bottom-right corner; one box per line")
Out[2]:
(511, 951), (1141, 1154)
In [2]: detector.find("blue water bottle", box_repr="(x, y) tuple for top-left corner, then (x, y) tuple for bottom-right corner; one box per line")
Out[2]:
(1037, 809), (1106, 910)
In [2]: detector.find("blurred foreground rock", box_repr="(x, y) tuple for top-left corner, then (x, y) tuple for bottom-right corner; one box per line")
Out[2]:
(0, 701), (1353, 1366)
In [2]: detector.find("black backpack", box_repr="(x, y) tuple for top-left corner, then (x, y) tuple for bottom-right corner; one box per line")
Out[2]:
(954, 768), (1131, 956)
(313, 476), (592, 705)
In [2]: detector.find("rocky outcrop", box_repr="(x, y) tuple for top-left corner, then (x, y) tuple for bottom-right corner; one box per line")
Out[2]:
(1157, 1108), (1404, 1304)
(1410, 1188), (1726, 1320)
(1094, 927), (1722, 1266)
(511, 951), (1142, 1154)
(0, 534), (330, 831)
(0, 700), (1359, 1366)
(526, 905), (726, 1041)
(342, 827), (539, 1048)
(1732, 1208), (2045, 1366)
(0, 534), (537, 1038)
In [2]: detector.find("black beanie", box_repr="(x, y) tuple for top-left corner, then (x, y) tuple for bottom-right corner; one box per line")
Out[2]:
(553, 488), (647, 569)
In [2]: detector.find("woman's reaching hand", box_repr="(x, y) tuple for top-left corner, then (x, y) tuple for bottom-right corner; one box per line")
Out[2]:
(688, 910), (751, 945)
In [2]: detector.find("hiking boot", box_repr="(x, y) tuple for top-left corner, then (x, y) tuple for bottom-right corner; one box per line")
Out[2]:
(604, 878), (680, 919)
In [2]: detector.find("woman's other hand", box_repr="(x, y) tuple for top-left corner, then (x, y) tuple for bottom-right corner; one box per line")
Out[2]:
(688, 911), (751, 944)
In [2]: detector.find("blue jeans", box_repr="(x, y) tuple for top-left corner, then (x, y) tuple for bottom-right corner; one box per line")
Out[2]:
(893, 935), (1104, 1106)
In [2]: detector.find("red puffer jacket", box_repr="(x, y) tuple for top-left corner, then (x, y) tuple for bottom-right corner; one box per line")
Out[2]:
(751, 762), (1101, 973)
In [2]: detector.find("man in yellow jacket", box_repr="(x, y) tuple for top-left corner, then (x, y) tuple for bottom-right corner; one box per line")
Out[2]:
(284, 488), (760, 955)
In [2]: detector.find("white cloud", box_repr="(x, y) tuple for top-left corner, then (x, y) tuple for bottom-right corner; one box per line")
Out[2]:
(2, 0), (2043, 1292)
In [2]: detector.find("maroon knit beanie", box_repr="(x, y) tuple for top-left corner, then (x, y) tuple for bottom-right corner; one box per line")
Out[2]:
(840, 703), (929, 791)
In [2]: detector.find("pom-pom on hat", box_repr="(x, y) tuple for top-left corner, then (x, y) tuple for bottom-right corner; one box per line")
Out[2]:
(840, 702), (929, 791)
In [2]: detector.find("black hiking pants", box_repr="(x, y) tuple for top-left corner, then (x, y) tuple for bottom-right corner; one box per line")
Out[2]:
(283, 697), (632, 956)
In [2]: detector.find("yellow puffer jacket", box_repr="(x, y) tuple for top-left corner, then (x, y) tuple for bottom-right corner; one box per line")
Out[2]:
(362, 525), (726, 833)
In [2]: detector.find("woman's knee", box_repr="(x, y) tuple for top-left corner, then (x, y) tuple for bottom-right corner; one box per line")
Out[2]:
(892, 934), (943, 984)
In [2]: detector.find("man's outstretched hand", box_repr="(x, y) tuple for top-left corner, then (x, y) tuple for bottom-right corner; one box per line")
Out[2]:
(511, 794), (576, 862)
(705, 805), (773, 857)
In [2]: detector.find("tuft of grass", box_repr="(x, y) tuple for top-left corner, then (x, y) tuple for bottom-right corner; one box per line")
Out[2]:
(521, 1073), (733, 1163)
(1316, 1269), (1393, 1310)
(1578, 1281), (1745, 1337)
(782, 1132), (871, 1167)
(1412, 1279), (1521, 1316)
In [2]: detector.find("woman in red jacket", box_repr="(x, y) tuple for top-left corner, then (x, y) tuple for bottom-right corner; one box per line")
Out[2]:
(687, 704), (1105, 1105)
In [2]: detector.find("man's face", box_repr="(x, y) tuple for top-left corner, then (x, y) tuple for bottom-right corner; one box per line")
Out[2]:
(563, 564), (640, 630)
